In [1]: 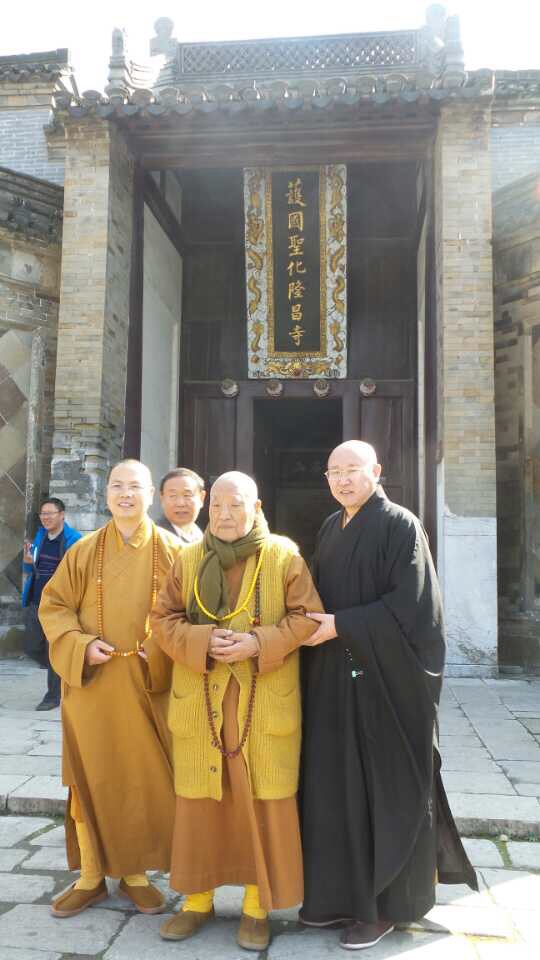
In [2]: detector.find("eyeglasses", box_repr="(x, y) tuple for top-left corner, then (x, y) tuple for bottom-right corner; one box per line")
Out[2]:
(108, 482), (147, 492)
(39, 511), (62, 519)
(324, 468), (368, 481)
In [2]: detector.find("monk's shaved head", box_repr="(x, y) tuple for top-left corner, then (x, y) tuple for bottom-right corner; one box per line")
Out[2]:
(108, 459), (153, 486)
(211, 471), (259, 503)
(326, 440), (382, 519)
(328, 441), (379, 469)
(209, 472), (261, 542)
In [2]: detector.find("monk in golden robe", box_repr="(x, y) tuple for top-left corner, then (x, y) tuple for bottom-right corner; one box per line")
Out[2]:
(151, 471), (324, 951)
(39, 460), (180, 918)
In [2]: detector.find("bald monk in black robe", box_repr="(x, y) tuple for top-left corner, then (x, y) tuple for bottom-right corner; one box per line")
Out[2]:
(300, 441), (476, 951)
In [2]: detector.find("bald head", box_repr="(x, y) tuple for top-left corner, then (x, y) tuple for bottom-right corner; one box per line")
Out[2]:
(106, 459), (155, 530)
(329, 441), (378, 468)
(209, 472), (261, 542)
(211, 471), (259, 503)
(109, 459), (153, 486)
(326, 440), (382, 519)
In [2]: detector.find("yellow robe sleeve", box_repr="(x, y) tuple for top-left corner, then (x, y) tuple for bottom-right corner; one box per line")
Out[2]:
(38, 547), (97, 688)
(255, 555), (324, 675)
(140, 537), (181, 694)
(150, 555), (211, 674)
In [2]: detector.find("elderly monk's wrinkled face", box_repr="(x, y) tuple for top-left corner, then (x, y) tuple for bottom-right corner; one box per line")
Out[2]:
(326, 445), (381, 514)
(107, 462), (154, 525)
(161, 475), (205, 529)
(209, 480), (261, 543)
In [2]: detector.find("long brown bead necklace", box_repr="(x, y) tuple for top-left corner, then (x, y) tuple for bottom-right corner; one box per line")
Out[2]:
(96, 522), (159, 657)
(203, 550), (261, 759)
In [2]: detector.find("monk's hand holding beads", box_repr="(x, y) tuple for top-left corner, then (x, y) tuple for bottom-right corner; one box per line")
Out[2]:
(214, 631), (259, 663)
(85, 639), (115, 665)
(209, 628), (235, 660)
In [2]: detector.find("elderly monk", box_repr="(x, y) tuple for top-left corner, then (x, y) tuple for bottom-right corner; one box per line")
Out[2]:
(39, 459), (181, 918)
(151, 471), (323, 952)
(300, 441), (477, 951)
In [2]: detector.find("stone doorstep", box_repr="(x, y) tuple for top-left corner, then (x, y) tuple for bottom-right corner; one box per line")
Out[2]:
(5, 776), (67, 817)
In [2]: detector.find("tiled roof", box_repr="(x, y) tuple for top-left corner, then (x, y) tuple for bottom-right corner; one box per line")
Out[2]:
(53, 69), (501, 121)
(0, 166), (63, 242)
(0, 49), (70, 82)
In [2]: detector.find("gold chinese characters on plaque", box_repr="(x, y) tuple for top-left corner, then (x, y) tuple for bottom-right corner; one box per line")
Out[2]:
(244, 165), (347, 379)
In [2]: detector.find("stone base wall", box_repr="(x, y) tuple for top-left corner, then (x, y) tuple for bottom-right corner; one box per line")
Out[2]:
(49, 123), (134, 530)
(0, 201), (62, 648)
(435, 103), (499, 675)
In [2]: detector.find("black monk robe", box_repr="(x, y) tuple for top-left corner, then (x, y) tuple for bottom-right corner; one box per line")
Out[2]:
(300, 486), (476, 924)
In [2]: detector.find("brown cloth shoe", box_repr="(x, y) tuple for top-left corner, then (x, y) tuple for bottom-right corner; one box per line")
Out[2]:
(50, 880), (108, 917)
(237, 913), (271, 951)
(160, 907), (215, 941)
(118, 878), (165, 914)
(340, 921), (395, 950)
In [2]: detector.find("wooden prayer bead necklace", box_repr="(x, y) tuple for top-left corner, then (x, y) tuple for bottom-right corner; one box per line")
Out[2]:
(96, 522), (159, 657)
(203, 551), (262, 759)
(194, 546), (265, 625)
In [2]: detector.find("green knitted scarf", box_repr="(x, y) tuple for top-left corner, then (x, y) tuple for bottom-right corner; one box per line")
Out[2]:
(187, 512), (269, 625)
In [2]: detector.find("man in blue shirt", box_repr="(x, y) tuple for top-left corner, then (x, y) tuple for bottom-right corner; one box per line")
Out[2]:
(22, 497), (81, 710)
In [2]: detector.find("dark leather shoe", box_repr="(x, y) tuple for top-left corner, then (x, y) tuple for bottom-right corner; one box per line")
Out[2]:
(50, 880), (107, 917)
(160, 907), (215, 940)
(340, 921), (395, 950)
(237, 913), (270, 951)
(118, 878), (165, 914)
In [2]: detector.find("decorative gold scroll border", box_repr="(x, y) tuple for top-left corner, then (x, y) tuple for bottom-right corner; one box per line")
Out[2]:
(244, 164), (347, 379)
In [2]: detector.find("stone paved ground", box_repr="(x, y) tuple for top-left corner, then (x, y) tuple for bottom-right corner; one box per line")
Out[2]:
(0, 660), (539, 958)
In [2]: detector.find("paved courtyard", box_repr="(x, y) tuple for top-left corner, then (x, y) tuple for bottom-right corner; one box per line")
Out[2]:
(0, 660), (539, 958)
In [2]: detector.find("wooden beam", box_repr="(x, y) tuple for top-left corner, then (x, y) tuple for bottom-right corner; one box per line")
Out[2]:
(115, 115), (436, 169)
(143, 172), (188, 256)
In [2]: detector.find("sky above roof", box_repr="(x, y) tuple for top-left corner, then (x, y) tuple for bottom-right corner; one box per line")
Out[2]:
(1, 0), (539, 92)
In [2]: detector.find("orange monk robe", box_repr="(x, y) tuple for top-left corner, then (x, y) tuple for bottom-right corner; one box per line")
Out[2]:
(39, 516), (181, 878)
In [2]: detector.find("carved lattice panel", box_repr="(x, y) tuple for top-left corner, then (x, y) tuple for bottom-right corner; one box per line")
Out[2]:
(179, 32), (418, 79)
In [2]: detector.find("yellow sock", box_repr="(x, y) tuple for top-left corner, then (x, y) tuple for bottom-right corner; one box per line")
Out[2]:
(182, 890), (214, 913)
(242, 884), (267, 920)
(73, 817), (104, 891)
(123, 874), (149, 887)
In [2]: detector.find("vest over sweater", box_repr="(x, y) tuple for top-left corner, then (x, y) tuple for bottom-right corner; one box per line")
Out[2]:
(168, 534), (301, 802)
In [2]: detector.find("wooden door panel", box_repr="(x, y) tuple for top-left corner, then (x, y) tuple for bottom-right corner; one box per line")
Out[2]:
(182, 379), (416, 515)
(182, 384), (237, 485)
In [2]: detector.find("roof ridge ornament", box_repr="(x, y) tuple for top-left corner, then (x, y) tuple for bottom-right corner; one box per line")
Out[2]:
(150, 18), (177, 58)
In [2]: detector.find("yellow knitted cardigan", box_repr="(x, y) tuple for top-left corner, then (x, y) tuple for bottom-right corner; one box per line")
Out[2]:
(168, 534), (301, 801)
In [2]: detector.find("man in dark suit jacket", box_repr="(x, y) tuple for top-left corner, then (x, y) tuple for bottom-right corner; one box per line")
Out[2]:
(157, 468), (206, 545)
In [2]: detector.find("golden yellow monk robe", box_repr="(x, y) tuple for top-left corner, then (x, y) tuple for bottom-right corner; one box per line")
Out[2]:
(151, 471), (324, 953)
(39, 460), (181, 919)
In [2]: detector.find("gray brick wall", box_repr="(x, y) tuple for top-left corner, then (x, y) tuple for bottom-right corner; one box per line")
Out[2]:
(491, 126), (540, 193)
(0, 108), (64, 185)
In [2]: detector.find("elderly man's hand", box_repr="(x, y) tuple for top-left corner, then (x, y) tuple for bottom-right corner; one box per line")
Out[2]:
(210, 631), (259, 663)
(209, 628), (235, 660)
(304, 612), (337, 646)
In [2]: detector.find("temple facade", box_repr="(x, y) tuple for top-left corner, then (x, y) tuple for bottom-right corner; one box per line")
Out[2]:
(1, 7), (539, 674)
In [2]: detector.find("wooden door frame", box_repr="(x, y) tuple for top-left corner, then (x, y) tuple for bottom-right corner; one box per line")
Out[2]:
(232, 377), (416, 506)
